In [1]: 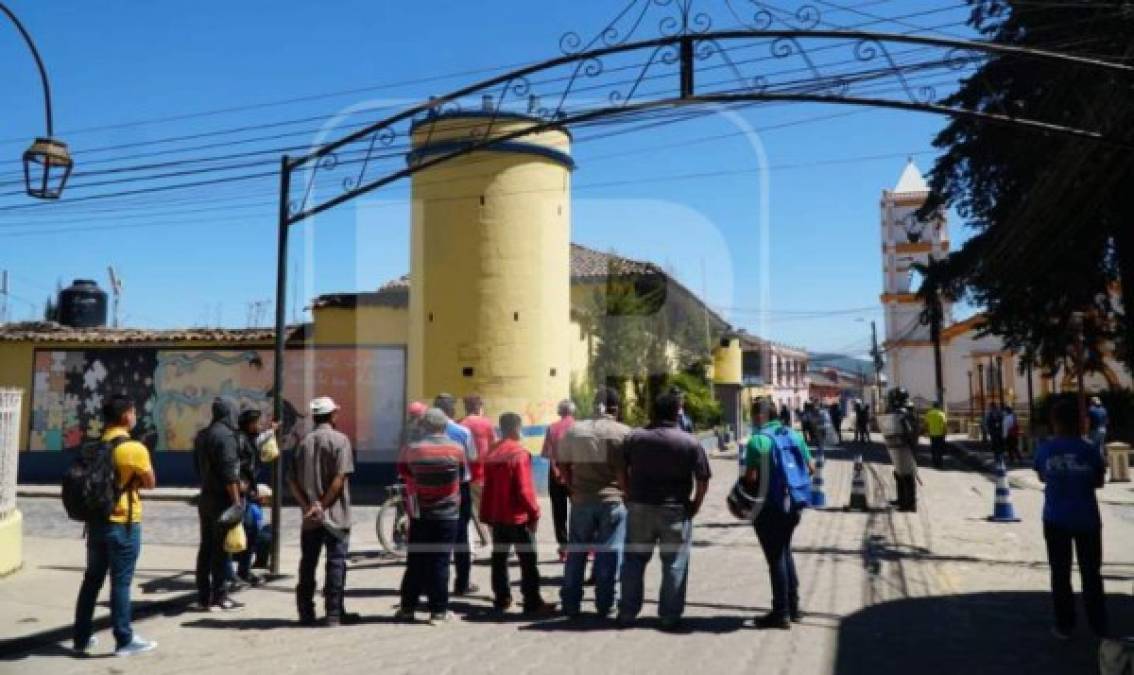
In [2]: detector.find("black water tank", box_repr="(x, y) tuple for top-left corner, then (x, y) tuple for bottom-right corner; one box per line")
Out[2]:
(57, 279), (108, 328)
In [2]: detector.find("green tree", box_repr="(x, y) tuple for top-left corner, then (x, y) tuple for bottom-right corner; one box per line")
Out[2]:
(919, 0), (1134, 375)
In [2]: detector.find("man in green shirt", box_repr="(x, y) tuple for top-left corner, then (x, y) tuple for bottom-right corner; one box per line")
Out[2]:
(744, 397), (814, 630)
(924, 402), (947, 469)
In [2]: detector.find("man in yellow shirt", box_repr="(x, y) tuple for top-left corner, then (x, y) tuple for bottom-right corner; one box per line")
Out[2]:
(924, 402), (948, 469)
(72, 394), (157, 657)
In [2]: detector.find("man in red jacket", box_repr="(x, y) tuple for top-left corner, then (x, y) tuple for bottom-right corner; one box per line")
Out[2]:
(480, 412), (555, 615)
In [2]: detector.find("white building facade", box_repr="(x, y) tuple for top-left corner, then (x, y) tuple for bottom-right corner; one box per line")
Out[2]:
(880, 161), (1132, 414)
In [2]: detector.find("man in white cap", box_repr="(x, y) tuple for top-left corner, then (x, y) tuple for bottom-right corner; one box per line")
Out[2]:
(287, 396), (358, 626)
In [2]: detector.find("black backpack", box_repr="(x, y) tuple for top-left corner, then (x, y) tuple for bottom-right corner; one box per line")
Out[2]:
(61, 437), (127, 523)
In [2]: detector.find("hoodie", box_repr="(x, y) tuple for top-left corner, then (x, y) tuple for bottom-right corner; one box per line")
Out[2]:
(194, 396), (243, 501)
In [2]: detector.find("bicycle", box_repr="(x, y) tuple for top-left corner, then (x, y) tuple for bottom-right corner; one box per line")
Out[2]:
(375, 482), (409, 557)
(375, 481), (489, 558)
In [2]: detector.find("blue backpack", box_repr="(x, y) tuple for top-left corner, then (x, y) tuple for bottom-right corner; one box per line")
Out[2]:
(762, 426), (811, 513)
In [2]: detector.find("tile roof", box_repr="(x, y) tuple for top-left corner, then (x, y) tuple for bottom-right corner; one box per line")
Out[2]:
(312, 243), (662, 310)
(0, 321), (300, 344)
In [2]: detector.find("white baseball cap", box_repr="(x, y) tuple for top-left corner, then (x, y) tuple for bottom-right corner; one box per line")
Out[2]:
(310, 396), (339, 415)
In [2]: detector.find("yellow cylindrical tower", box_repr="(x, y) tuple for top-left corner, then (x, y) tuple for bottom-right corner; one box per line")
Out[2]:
(408, 111), (572, 436)
(712, 336), (743, 386)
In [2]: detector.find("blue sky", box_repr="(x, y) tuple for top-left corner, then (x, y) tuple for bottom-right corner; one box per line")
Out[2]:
(0, 0), (980, 356)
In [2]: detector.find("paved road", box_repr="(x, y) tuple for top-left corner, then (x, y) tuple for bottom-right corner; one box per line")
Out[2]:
(5, 440), (1133, 674)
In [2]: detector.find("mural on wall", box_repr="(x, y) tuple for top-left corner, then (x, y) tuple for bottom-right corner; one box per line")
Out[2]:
(30, 349), (161, 453)
(29, 347), (405, 456)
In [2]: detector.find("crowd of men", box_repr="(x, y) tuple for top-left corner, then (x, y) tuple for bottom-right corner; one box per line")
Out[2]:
(67, 383), (1114, 657)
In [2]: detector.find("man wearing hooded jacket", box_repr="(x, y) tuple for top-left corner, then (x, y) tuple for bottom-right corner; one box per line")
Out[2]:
(194, 396), (244, 611)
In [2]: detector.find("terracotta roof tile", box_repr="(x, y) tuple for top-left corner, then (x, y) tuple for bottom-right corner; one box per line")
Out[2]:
(0, 321), (302, 344)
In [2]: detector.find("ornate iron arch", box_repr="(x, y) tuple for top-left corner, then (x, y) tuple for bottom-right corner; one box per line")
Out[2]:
(264, 1), (1134, 574)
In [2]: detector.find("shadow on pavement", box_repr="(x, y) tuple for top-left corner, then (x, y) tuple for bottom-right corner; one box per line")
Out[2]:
(834, 591), (1134, 675)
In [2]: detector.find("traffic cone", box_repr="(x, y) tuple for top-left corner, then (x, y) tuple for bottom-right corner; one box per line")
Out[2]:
(810, 448), (828, 507)
(846, 453), (869, 511)
(987, 457), (1021, 522)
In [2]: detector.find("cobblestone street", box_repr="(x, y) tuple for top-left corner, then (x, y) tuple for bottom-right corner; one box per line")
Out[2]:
(3, 440), (1133, 674)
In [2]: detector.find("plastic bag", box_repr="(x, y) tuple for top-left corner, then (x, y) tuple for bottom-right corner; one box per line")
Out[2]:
(258, 432), (279, 464)
(224, 523), (247, 553)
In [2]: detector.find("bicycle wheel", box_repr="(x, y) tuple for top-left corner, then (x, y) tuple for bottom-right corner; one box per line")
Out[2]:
(376, 499), (409, 558)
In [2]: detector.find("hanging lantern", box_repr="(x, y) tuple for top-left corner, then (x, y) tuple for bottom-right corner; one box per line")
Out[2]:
(23, 136), (72, 200)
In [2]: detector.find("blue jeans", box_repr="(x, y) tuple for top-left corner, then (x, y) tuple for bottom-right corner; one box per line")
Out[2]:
(561, 501), (626, 615)
(73, 522), (142, 649)
(618, 503), (692, 621)
(755, 507), (802, 619)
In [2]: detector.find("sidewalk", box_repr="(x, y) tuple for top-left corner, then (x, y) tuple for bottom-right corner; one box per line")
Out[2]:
(947, 436), (1134, 505)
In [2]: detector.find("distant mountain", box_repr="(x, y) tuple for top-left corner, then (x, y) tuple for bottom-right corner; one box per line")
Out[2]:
(808, 352), (873, 376)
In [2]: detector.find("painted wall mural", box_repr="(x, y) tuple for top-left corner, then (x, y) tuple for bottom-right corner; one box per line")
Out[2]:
(29, 347), (405, 457)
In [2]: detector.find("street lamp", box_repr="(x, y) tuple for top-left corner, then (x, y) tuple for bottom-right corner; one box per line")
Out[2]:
(1, 3), (73, 199)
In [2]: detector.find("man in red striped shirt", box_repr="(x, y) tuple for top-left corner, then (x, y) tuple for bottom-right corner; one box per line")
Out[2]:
(395, 408), (467, 625)
(480, 413), (555, 615)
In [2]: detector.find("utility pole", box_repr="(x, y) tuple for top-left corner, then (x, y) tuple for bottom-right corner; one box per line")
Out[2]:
(1070, 312), (1088, 435)
(870, 320), (883, 409)
(0, 270), (7, 324)
(929, 293), (945, 408)
(1026, 356), (1036, 440)
(977, 361), (987, 441)
(107, 266), (122, 328)
(967, 369), (974, 428)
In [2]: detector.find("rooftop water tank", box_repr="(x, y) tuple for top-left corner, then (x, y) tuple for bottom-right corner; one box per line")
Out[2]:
(57, 279), (108, 328)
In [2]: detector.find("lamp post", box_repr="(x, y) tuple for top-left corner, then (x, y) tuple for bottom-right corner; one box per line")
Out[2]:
(966, 369), (974, 427)
(0, 2), (73, 199)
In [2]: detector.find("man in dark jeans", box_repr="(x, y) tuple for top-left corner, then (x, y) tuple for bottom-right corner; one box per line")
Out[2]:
(288, 396), (359, 626)
(745, 397), (815, 630)
(480, 413), (554, 614)
(396, 408), (467, 625)
(193, 396), (244, 612)
(434, 393), (479, 595)
(618, 393), (711, 631)
(542, 399), (576, 560)
(1033, 398), (1109, 639)
(73, 395), (157, 657)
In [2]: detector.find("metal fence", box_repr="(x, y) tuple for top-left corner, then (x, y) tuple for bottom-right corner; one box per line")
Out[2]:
(0, 388), (22, 519)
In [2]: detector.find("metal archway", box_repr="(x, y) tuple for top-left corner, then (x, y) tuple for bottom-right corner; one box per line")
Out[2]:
(264, 6), (1133, 573)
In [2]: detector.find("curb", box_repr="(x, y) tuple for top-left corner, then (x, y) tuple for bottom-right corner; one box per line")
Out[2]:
(17, 486), (197, 503)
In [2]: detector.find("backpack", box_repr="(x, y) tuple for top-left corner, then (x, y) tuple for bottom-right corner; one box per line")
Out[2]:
(61, 436), (127, 523)
(762, 426), (812, 513)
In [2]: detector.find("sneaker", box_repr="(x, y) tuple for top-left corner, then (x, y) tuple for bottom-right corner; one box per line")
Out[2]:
(790, 609), (804, 623)
(298, 615), (318, 627)
(452, 583), (480, 597)
(1051, 626), (1072, 641)
(754, 613), (791, 630)
(114, 636), (157, 657)
(73, 636), (98, 655)
(212, 598), (245, 612)
(427, 611), (453, 626)
(493, 597), (514, 612)
(325, 612), (362, 627)
(393, 607), (415, 623)
(614, 614), (635, 629)
(239, 572), (264, 587)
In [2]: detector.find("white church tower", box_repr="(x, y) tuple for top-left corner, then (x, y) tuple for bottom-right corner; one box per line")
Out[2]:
(880, 160), (952, 400)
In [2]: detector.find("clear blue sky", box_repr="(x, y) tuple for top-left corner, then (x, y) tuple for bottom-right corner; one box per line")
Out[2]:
(0, 0), (980, 357)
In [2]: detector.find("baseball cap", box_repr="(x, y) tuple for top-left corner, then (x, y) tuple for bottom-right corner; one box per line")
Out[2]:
(310, 396), (339, 416)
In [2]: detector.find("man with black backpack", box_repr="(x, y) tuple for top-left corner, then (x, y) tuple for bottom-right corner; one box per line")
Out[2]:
(69, 394), (157, 657)
(193, 396), (245, 612)
(744, 397), (814, 630)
